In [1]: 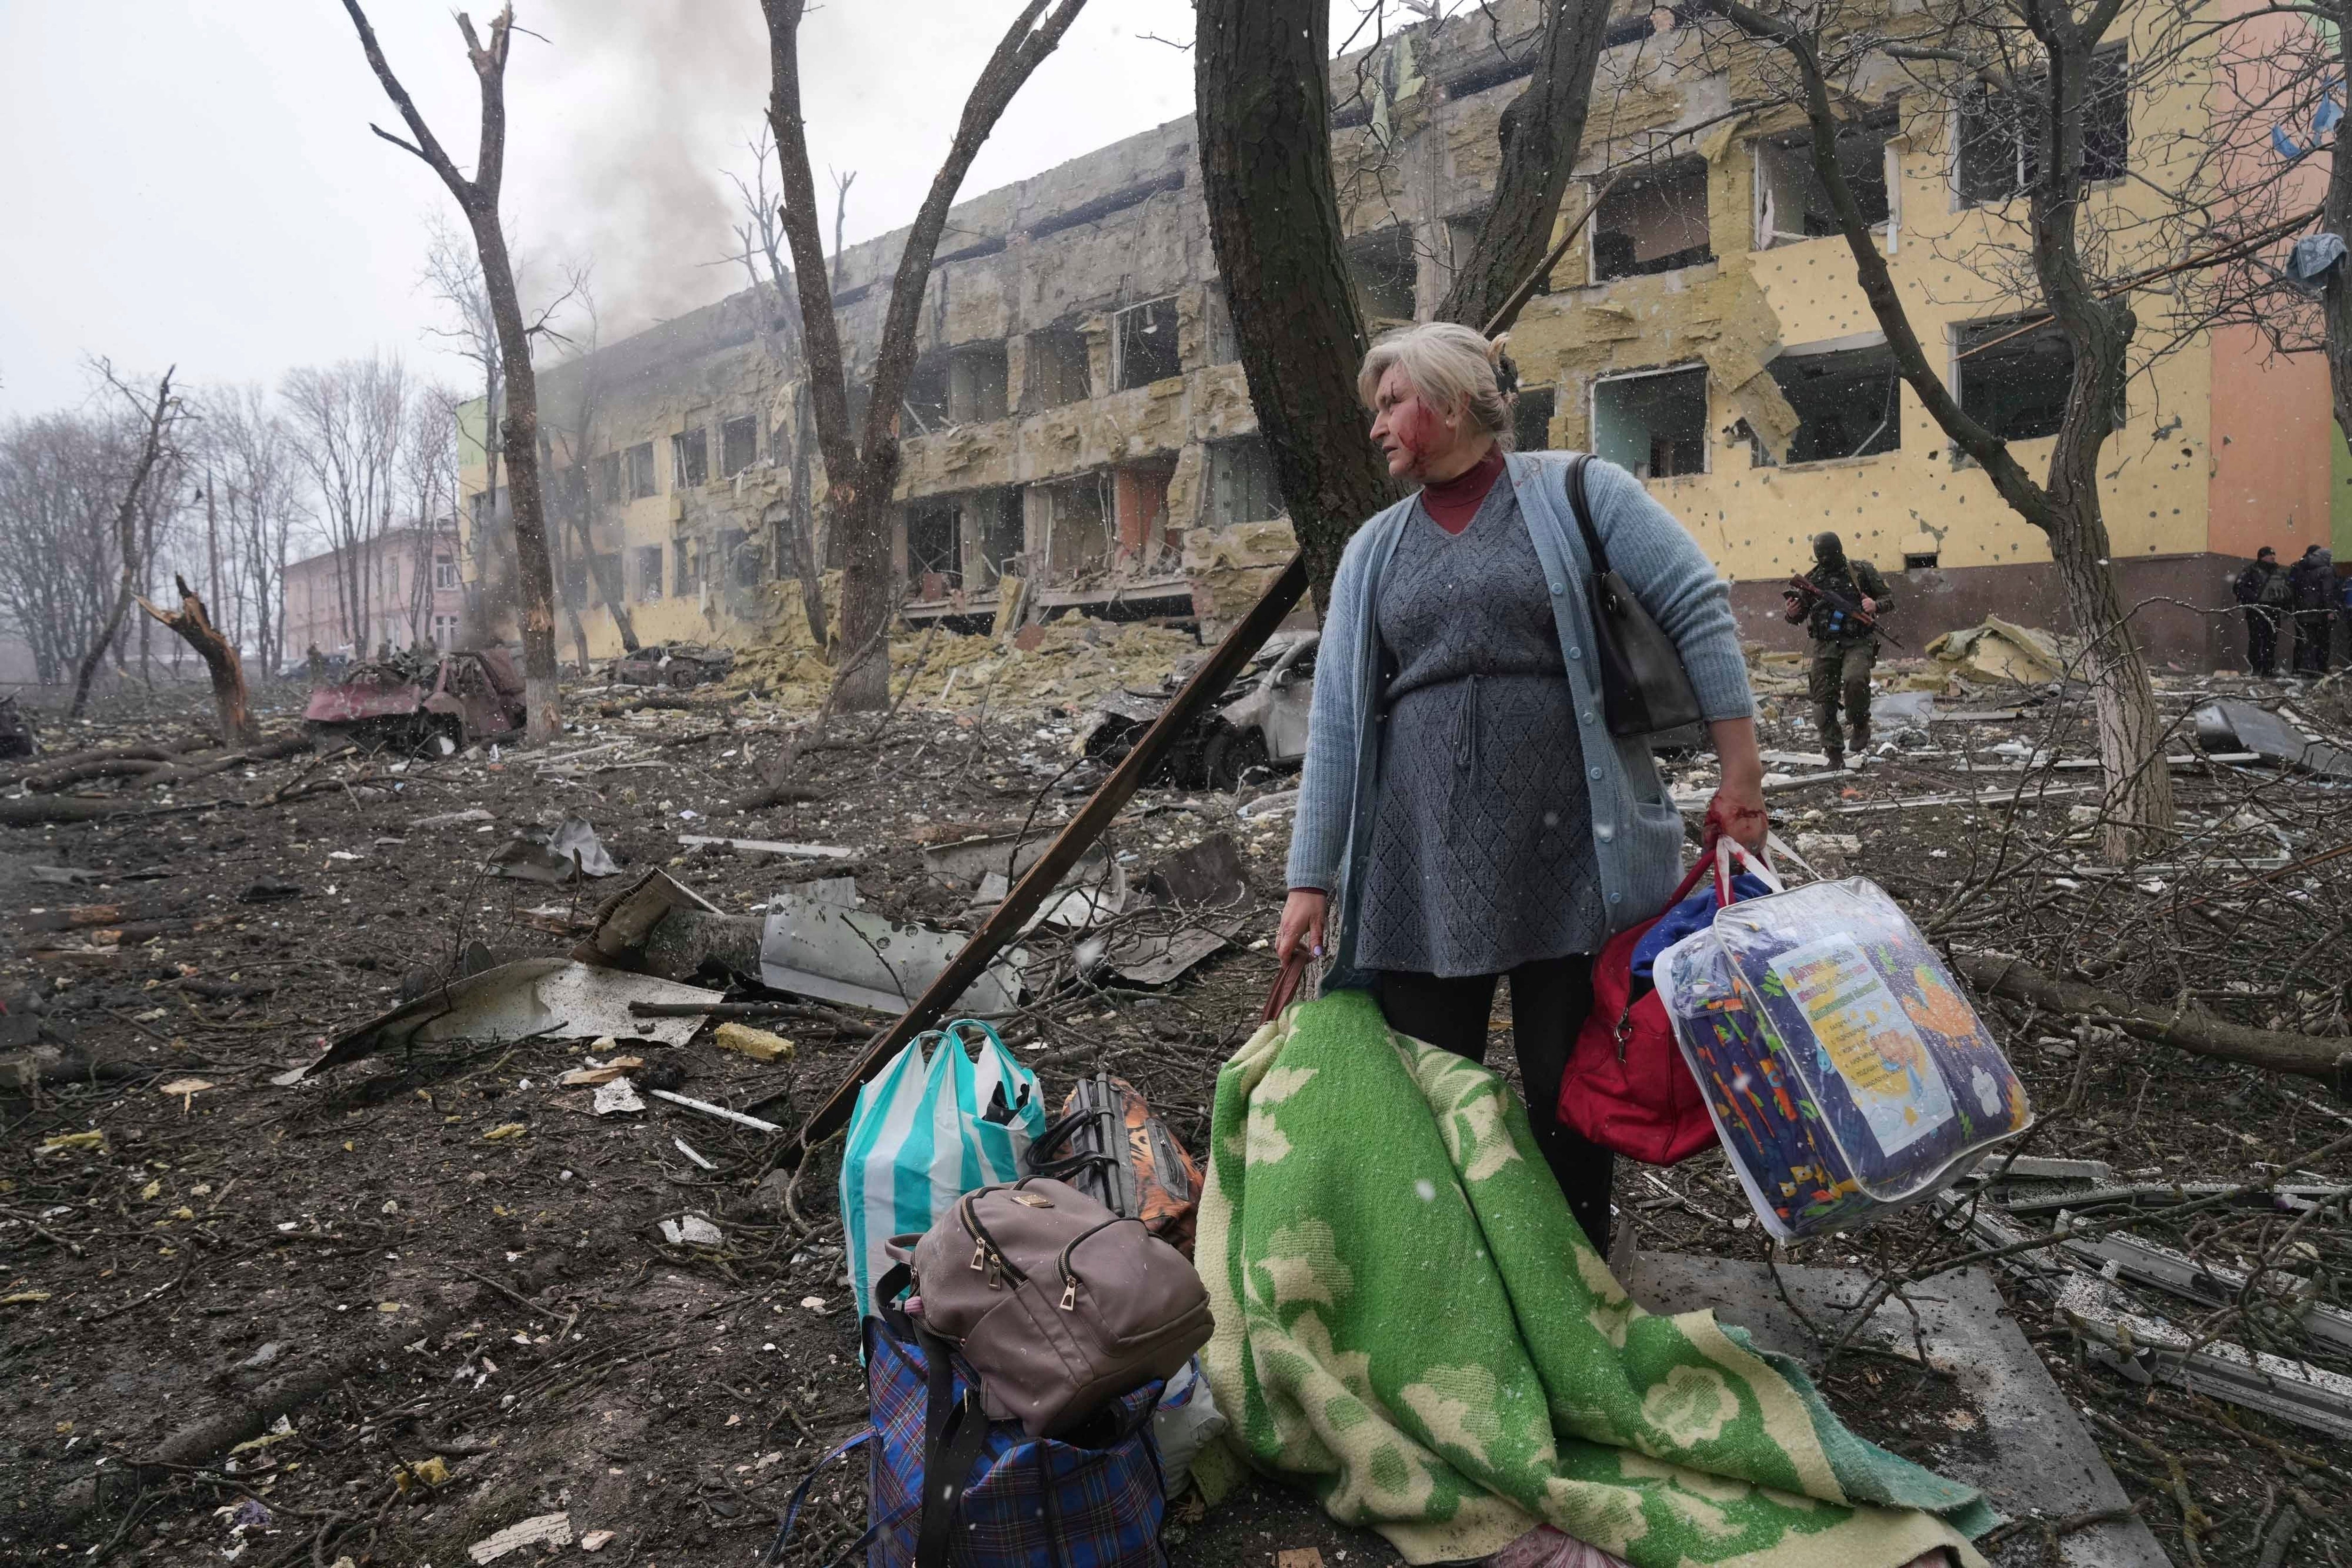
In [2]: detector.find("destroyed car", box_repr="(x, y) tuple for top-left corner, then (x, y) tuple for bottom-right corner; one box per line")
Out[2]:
(303, 647), (527, 751)
(1080, 631), (1315, 790)
(611, 642), (734, 689)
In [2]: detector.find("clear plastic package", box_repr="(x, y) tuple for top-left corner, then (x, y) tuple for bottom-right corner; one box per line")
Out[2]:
(1657, 875), (2032, 1239)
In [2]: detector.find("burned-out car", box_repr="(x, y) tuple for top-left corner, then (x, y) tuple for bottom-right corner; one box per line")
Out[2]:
(611, 643), (734, 689)
(1080, 630), (1316, 790)
(303, 648), (527, 752)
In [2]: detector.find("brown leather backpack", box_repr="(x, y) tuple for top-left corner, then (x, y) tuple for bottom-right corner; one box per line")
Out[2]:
(891, 1176), (1212, 1439)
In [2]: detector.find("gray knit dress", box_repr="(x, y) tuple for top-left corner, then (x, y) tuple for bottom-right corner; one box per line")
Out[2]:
(1353, 478), (1607, 977)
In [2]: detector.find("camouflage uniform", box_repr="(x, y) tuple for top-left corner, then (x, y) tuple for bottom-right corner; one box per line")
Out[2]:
(1788, 538), (1891, 764)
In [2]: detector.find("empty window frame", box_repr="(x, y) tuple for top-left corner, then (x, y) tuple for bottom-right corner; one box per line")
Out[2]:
(1591, 157), (1713, 281)
(1207, 436), (1284, 526)
(1114, 298), (1182, 390)
(722, 415), (759, 476)
(1036, 475), (1114, 576)
(1957, 45), (2129, 207)
(906, 503), (961, 593)
(1592, 366), (1709, 478)
(1513, 386), (1558, 452)
(673, 539), (701, 596)
(1754, 343), (1902, 466)
(634, 544), (665, 602)
(595, 451), (623, 504)
(904, 355), (952, 432)
(1955, 316), (2084, 441)
(672, 428), (709, 489)
(625, 442), (657, 499)
(1904, 550), (1940, 570)
(1347, 227), (1419, 323)
(1023, 326), (1093, 410)
(947, 342), (1010, 424)
(1755, 113), (1893, 246)
(971, 489), (1024, 587)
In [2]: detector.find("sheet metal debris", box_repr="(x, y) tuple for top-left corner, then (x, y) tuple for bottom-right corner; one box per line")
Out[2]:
(290, 959), (724, 1080)
(486, 816), (620, 883)
(2058, 1274), (2352, 1441)
(759, 888), (1026, 1015)
(2190, 699), (2352, 780)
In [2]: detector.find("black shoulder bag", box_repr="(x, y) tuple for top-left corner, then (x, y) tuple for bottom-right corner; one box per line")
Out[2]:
(1564, 454), (1705, 738)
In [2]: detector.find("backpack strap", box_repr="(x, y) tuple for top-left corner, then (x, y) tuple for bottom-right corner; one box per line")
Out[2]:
(758, 1431), (876, 1568)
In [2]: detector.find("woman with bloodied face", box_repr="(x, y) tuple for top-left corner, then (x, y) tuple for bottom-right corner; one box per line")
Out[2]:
(1274, 322), (1766, 1251)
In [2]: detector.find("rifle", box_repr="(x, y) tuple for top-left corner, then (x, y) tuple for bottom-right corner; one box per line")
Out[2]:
(1783, 574), (1908, 651)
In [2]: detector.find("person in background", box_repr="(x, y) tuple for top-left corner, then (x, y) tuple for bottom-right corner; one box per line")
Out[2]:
(2232, 546), (2288, 678)
(1275, 321), (1766, 1253)
(2288, 544), (2336, 678)
(1785, 532), (1892, 769)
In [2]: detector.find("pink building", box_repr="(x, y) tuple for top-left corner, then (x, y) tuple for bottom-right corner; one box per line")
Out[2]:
(283, 523), (467, 666)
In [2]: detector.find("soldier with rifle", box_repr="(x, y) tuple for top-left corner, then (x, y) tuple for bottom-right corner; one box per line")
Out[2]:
(1782, 531), (1894, 770)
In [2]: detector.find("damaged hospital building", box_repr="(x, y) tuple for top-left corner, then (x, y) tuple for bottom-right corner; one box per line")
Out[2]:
(459, 0), (2346, 670)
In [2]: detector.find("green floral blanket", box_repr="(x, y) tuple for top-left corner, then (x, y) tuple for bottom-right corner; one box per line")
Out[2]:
(1196, 989), (1996, 1568)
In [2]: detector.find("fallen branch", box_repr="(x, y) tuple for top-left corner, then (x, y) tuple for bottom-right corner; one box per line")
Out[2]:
(1951, 949), (2352, 1085)
(24, 733), (309, 793)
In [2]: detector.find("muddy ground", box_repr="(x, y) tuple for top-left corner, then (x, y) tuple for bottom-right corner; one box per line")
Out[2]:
(4, 650), (2351, 1568)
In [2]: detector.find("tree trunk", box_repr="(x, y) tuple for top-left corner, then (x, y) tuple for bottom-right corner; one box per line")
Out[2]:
(69, 370), (177, 720)
(1196, 0), (1394, 610)
(828, 469), (896, 709)
(473, 216), (562, 741)
(137, 576), (258, 744)
(2320, 15), (2352, 462)
(789, 383), (826, 648)
(1433, 0), (1613, 332)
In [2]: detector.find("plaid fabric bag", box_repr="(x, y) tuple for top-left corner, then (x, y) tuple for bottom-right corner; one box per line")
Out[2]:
(765, 1264), (1174, 1568)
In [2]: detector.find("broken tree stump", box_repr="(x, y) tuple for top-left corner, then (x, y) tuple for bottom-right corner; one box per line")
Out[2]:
(138, 574), (259, 743)
(1952, 949), (2352, 1089)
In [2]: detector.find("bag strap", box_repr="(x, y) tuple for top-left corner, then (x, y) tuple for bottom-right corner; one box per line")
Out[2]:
(758, 1430), (876, 1568)
(1564, 454), (1611, 578)
(1712, 836), (1788, 904)
(1262, 950), (1310, 1022)
(914, 1320), (992, 1568)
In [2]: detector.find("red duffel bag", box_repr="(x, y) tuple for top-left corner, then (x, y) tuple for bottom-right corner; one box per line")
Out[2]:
(1558, 839), (1780, 1164)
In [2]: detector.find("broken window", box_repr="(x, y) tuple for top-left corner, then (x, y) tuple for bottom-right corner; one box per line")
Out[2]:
(1023, 326), (1092, 409)
(1958, 46), (2129, 207)
(1905, 550), (1939, 570)
(1754, 342), (1902, 466)
(1514, 386), (1558, 452)
(1113, 298), (1182, 390)
(634, 544), (664, 602)
(671, 428), (708, 490)
(970, 489), (1024, 586)
(433, 554), (458, 591)
(1590, 157), (1712, 281)
(904, 354), (952, 432)
(1347, 227), (1419, 324)
(906, 503), (961, 594)
(675, 539), (705, 596)
(1207, 436), (1283, 526)
(595, 451), (622, 504)
(948, 342), (1010, 424)
(1755, 114), (1892, 246)
(625, 442), (657, 500)
(1591, 365), (1709, 478)
(1034, 475), (1114, 576)
(722, 416), (759, 476)
(1955, 316), (2082, 442)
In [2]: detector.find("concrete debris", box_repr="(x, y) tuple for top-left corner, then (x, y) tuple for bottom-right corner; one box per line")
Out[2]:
(486, 816), (621, 883)
(1236, 790), (1298, 822)
(1925, 618), (2066, 685)
(712, 1022), (794, 1063)
(413, 808), (496, 830)
(657, 1213), (723, 1248)
(290, 959), (725, 1080)
(591, 1078), (646, 1116)
(466, 1511), (574, 1563)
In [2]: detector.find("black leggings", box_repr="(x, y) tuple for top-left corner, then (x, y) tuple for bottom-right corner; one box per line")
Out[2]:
(1374, 955), (1615, 1252)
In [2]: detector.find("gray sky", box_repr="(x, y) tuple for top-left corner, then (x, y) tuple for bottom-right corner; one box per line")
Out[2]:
(0, 0), (1219, 417)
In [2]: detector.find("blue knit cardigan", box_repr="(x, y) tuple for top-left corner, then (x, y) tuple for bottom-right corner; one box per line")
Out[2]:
(1285, 451), (1756, 988)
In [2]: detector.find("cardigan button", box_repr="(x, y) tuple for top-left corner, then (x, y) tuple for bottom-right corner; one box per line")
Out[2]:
(1567, 646), (1583, 660)
(1596, 824), (1615, 842)
(1610, 892), (1625, 904)
(1587, 765), (1603, 780)
(1549, 582), (1565, 594)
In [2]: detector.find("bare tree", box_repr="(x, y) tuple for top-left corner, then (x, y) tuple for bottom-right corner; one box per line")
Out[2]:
(758, 0), (1089, 710)
(206, 385), (302, 679)
(1694, 0), (2176, 857)
(727, 128), (825, 647)
(282, 357), (411, 657)
(337, 0), (563, 741)
(68, 367), (185, 719)
(401, 387), (463, 647)
(0, 410), (143, 686)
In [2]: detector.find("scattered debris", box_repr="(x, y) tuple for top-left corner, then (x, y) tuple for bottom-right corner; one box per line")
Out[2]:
(612, 642), (734, 689)
(1926, 617), (2066, 685)
(657, 1213), (723, 1248)
(672, 1136), (715, 1171)
(591, 1078), (645, 1116)
(713, 1022), (794, 1063)
(466, 1511), (574, 1564)
(648, 1088), (783, 1133)
(676, 835), (853, 860)
(0, 694), (37, 760)
(305, 648), (527, 751)
(413, 807), (497, 830)
(759, 887), (1027, 1015)
(485, 816), (622, 883)
(2191, 699), (2352, 780)
(1080, 631), (1317, 789)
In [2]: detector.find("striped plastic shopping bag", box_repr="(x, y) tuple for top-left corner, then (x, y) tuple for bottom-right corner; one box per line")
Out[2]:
(840, 1019), (1047, 1325)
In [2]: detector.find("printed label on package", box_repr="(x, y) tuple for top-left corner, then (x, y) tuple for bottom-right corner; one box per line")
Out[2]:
(1767, 933), (1954, 1157)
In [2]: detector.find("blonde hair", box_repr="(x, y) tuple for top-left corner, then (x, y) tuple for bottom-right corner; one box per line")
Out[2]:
(1357, 322), (1518, 447)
